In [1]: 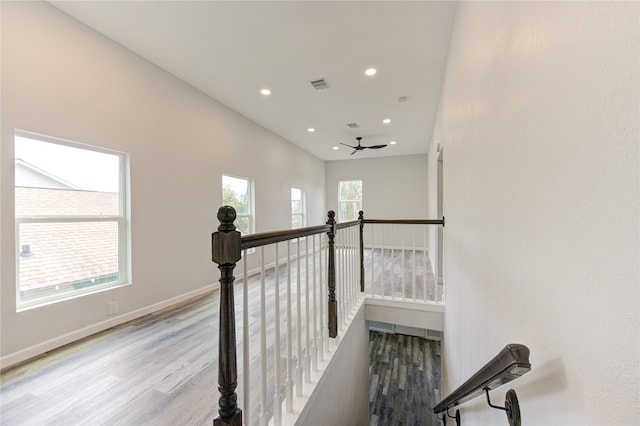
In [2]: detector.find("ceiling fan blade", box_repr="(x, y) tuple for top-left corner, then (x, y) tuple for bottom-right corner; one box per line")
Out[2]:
(340, 142), (357, 148)
(366, 144), (388, 149)
(351, 149), (357, 155)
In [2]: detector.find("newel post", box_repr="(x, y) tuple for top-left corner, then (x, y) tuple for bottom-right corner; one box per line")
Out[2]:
(326, 210), (337, 338)
(358, 210), (365, 293)
(212, 206), (242, 426)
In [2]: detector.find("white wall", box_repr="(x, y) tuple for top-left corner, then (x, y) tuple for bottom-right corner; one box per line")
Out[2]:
(326, 154), (428, 220)
(326, 155), (430, 250)
(429, 2), (639, 424)
(0, 1), (325, 366)
(295, 303), (369, 426)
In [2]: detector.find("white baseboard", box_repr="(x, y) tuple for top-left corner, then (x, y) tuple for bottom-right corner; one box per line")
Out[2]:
(364, 296), (444, 333)
(363, 245), (429, 254)
(0, 283), (218, 370)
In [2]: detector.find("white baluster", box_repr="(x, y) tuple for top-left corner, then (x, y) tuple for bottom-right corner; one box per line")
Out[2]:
(354, 226), (358, 306)
(343, 231), (348, 316)
(382, 225), (386, 298)
(242, 251), (250, 426)
(391, 224), (395, 300)
(370, 225), (375, 297)
(286, 241), (293, 412)
(305, 237), (311, 382)
(296, 238), (303, 396)
(350, 226), (355, 310)
(312, 235), (318, 372)
(259, 247), (267, 426)
(351, 226), (356, 309)
(342, 231), (346, 308)
(338, 231), (343, 316)
(424, 226), (428, 303)
(319, 235), (327, 361)
(401, 226), (406, 299)
(273, 243), (282, 426)
(412, 226), (417, 302)
(344, 229), (349, 313)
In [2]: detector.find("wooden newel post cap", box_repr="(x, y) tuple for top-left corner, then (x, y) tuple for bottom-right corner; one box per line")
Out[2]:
(217, 206), (237, 231)
(212, 206), (242, 265)
(358, 210), (364, 220)
(327, 210), (335, 224)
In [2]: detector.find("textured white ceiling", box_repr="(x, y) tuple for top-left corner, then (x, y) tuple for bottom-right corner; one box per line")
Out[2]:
(50, 1), (457, 161)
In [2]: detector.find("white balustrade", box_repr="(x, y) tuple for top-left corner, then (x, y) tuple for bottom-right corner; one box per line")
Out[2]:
(214, 207), (442, 426)
(364, 223), (440, 304)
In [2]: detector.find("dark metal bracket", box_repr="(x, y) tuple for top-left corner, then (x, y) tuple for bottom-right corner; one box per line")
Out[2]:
(438, 408), (461, 425)
(484, 388), (521, 426)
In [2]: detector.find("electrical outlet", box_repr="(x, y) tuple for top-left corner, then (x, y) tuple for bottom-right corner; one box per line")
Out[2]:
(108, 301), (119, 315)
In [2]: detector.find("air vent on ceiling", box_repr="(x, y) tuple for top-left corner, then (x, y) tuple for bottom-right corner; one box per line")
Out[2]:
(346, 122), (360, 129)
(310, 78), (330, 90)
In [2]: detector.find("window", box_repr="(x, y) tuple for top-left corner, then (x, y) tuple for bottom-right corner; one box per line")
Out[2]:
(338, 180), (362, 222)
(291, 187), (306, 229)
(222, 174), (254, 235)
(14, 131), (130, 309)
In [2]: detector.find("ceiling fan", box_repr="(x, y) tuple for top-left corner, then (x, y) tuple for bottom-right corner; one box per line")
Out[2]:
(340, 137), (387, 155)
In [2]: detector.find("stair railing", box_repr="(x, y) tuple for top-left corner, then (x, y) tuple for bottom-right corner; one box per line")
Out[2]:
(211, 207), (445, 425)
(433, 344), (531, 426)
(360, 212), (445, 302)
(211, 206), (361, 425)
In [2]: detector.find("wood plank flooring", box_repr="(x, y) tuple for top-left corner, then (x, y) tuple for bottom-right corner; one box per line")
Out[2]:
(363, 249), (442, 302)
(0, 295), (220, 426)
(369, 331), (441, 426)
(1, 250), (441, 425)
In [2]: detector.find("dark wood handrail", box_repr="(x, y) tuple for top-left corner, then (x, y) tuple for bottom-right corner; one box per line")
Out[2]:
(363, 217), (445, 226)
(433, 344), (531, 414)
(240, 224), (331, 250)
(335, 219), (360, 230)
(239, 217), (444, 250)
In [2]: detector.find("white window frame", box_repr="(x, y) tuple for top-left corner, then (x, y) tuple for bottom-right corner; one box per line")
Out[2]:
(338, 180), (363, 222)
(14, 130), (131, 310)
(222, 174), (255, 236)
(291, 187), (306, 230)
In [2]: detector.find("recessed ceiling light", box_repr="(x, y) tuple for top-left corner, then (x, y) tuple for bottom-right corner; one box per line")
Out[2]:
(382, 118), (391, 124)
(333, 146), (339, 150)
(390, 141), (397, 145)
(365, 68), (377, 76)
(260, 88), (271, 96)
(307, 128), (315, 133)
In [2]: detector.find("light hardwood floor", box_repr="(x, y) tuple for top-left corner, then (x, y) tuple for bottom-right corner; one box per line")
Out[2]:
(1, 294), (220, 425)
(1, 261), (319, 426)
(1, 251), (440, 425)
